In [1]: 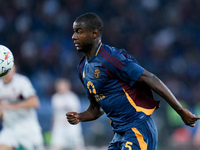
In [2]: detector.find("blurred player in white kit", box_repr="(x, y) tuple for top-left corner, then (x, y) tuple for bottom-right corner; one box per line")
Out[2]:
(0, 65), (44, 150)
(51, 78), (85, 150)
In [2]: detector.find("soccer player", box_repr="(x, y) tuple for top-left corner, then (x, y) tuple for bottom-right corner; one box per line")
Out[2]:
(66, 13), (200, 150)
(0, 65), (44, 150)
(51, 78), (85, 150)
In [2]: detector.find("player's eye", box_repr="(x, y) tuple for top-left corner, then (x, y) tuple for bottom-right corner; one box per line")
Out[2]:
(76, 29), (82, 34)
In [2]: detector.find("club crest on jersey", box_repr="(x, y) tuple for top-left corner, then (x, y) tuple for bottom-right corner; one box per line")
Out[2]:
(94, 68), (100, 78)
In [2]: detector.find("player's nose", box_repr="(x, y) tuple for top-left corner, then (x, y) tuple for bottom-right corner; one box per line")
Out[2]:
(72, 32), (77, 40)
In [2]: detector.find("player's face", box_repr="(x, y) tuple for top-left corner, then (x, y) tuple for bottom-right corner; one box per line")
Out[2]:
(2, 65), (16, 83)
(72, 21), (94, 53)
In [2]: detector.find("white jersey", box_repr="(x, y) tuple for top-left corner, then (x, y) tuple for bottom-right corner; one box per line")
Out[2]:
(0, 73), (44, 150)
(51, 91), (85, 150)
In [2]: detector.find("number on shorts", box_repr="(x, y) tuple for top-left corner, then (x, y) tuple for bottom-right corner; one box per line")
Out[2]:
(125, 141), (133, 150)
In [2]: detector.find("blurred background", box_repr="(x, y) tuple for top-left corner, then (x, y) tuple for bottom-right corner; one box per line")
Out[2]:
(0, 0), (200, 149)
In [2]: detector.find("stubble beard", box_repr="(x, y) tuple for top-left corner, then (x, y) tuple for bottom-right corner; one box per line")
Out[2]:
(78, 42), (93, 54)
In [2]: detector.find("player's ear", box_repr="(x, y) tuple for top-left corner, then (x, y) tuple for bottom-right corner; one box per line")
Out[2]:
(92, 29), (99, 38)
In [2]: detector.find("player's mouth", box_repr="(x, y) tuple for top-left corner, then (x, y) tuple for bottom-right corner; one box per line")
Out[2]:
(75, 43), (80, 47)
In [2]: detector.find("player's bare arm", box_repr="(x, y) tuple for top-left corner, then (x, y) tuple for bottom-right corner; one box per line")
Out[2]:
(66, 96), (103, 125)
(137, 70), (200, 127)
(14, 96), (40, 109)
(0, 96), (40, 110)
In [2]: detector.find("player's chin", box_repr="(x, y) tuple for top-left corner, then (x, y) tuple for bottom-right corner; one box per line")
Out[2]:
(76, 47), (83, 52)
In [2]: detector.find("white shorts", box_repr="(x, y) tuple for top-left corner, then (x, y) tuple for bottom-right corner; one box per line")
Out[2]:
(0, 127), (44, 150)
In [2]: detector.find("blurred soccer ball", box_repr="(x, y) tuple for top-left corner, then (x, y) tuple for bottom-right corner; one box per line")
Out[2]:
(0, 45), (14, 77)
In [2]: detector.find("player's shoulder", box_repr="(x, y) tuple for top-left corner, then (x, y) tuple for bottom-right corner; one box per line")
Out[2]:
(98, 44), (127, 66)
(14, 73), (28, 79)
(100, 44), (139, 64)
(100, 44), (119, 53)
(13, 73), (31, 83)
(98, 44), (127, 59)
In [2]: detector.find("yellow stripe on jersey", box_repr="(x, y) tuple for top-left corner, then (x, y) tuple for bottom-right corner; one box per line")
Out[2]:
(110, 119), (113, 125)
(95, 43), (102, 56)
(132, 127), (147, 150)
(123, 89), (156, 115)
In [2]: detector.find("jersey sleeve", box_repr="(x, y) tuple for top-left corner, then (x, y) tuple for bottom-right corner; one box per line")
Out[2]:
(99, 48), (145, 86)
(20, 76), (36, 99)
(85, 88), (93, 99)
(77, 56), (93, 99)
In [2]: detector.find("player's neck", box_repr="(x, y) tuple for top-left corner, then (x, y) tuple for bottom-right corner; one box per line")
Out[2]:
(3, 76), (12, 84)
(86, 40), (101, 60)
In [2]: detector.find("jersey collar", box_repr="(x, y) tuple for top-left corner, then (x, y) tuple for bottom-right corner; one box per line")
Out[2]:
(95, 42), (102, 56)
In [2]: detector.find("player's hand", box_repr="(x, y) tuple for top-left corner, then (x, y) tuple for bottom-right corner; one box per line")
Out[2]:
(66, 111), (80, 125)
(179, 108), (200, 127)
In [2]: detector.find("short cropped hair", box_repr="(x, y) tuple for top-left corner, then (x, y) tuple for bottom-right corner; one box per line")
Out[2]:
(75, 12), (103, 36)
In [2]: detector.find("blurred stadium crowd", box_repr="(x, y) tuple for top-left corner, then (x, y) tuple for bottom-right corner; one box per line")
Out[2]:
(0, 0), (200, 149)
